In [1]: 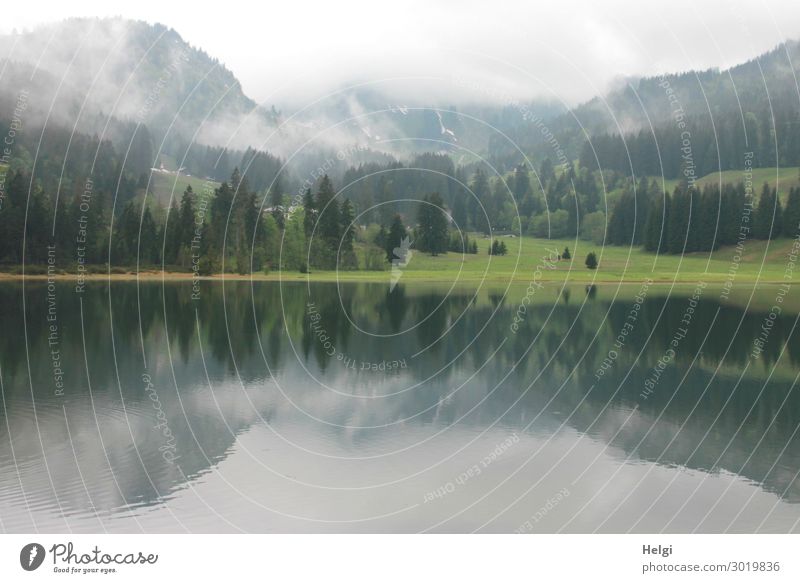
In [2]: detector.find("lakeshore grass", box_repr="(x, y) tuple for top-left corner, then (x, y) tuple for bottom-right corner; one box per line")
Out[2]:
(5, 235), (796, 285)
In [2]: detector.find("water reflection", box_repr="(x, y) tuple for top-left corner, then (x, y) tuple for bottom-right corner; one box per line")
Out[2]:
(0, 281), (798, 532)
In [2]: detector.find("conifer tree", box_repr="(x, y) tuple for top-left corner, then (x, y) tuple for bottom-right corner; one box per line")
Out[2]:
(754, 182), (781, 240)
(385, 214), (407, 262)
(783, 187), (800, 237)
(417, 193), (448, 255)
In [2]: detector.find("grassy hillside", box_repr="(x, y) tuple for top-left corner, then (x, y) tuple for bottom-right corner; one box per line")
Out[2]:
(149, 172), (219, 205)
(648, 166), (800, 199)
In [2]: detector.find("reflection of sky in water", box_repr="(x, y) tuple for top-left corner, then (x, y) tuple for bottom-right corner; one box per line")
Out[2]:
(0, 281), (799, 532)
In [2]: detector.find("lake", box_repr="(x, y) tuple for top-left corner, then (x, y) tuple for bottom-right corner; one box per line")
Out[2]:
(0, 279), (799, 532)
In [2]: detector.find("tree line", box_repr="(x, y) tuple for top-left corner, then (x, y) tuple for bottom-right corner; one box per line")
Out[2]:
(606, 180), (800, 254)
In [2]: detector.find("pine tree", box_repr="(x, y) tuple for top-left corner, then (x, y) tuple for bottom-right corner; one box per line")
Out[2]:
(269, 176), (285, 229)
(667, 187), (690, 254)
(512, 165), (531, 204)
(417, 193), (449, 255)
(308, 175), (341, 269)
(229, 167), (242, 192)
(243, 190), (263, 273)
(386, 214), (407, 262)
(140, 206), (158, 265)
(262, 214), (280, 271)
(643, 193), (667, 253)
(585, 251), (598, 269)
(302, 188), (316, 238)
(539, 158), (555, 186)
(177, 186), (196, 265)
(470, 170), (491, 232)
(162, 202), (180, 265)
(339, 198), (358, 269)
(697, 187), (720, 251)
(203, 178), (235, 273)
(315, 175), (340, 242)
(754, 182), (781, 240)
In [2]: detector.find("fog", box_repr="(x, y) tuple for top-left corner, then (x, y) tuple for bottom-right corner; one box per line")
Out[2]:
(4, 0), (800, 109)
(3, 1), (800, 166)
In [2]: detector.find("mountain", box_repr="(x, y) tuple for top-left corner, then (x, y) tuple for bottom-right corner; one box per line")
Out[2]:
(0, 18), (272, 151)
(3, 17), (800, 184)
(503, 40), (800, 175)
(0, 17), (568, 171)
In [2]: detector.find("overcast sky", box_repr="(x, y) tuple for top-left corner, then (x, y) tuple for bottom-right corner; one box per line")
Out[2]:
(4, 0), (800, 107)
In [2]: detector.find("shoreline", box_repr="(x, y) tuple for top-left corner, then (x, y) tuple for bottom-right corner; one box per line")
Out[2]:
(0, 270), (792, 286)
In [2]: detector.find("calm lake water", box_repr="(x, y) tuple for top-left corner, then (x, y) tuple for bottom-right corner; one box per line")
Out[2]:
(1, 279), (799, 533)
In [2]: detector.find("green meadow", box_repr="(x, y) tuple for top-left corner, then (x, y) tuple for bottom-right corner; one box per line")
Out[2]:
(285, 233), (799, 285)
(648, 166), (800, 200)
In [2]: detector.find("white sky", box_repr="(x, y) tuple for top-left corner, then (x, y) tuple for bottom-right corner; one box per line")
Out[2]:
(4, 0), (800, 107)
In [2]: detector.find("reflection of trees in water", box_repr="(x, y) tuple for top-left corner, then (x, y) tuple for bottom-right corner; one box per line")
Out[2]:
(382, 285), (409, 333)
(505, 295), (800, 502)
(1, 282), (800, 508)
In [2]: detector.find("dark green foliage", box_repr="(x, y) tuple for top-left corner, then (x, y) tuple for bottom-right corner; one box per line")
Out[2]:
(309, 175), (342, 269)
(470, 169), (491, 233)
(585, 251), (598, 269)
(754, 182), (782, 240)
(416, 193), (448, 256)
(448, 231), (473, 253)
(302, 188), (316, 238)
(269, 175), (285, 229)
(489, 239), (508, 256)
(643, 193), (668, 253)
(783, 187), (800, 237)
(606, 178), (652, 246)
(176, 186), (197, 265)
(385, 215), (407, 263)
